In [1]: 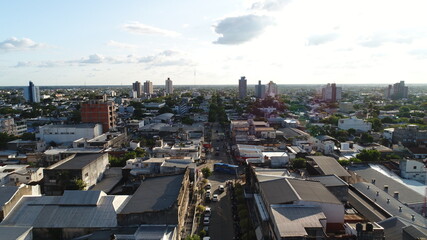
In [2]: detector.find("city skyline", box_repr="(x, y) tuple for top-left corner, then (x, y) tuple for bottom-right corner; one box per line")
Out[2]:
(2, 0), (427, 86)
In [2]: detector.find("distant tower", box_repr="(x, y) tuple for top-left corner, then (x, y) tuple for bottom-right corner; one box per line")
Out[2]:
(385, 80), (408, 99)
(144, 80), (153, 95)
(165, 78), (173, 95)
(238, 76), (247, 99)
(322, 83), (341, 102)
(132, 81), (142, 98)
(23, 81), (40, 103)
(255, 80), (266, 99)
(81, 96), (116, 132)
(266, 81), (278, 98)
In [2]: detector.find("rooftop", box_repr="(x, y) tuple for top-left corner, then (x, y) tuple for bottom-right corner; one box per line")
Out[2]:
(307, 156), (351, 177)
(309, 174), (348, 187)
(0, 190), (129, 228)
(271, 205), (326, 238)
(259, 178), (341, 205)
(119, 174), (184, 214)
(348, 164), (424, 205)
(52, 153), (105, 170)
(0, 186), (19, 206)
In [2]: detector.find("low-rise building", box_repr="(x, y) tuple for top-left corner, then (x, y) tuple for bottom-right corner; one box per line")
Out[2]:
(399, 159), (426, 183)
(43, 153), (109, 195)
(36, 123), (103, 145)
(338, 118), (372, 132)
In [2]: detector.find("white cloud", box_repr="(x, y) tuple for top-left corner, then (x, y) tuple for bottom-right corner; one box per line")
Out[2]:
(122, 22), (180, 37)
(213, 14), (274, 45)
(107, 40), (138, 49)
(79, 54), (104, 64)
(0, 37), (46, 52)
(138, 50), (195, 68)
(307, 33), (339, 46)
(251, 0), (291, 11)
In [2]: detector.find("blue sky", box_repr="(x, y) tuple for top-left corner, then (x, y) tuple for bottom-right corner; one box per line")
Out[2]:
(1, 0), (427, 86)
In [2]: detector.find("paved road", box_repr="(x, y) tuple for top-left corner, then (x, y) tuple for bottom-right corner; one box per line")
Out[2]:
(201, 122), (236, 239)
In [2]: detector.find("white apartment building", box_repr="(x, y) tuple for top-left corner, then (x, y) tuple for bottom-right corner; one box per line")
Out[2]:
(399, 159), (426, 183)
(338, 118), (372, 132)
(36, 123), (103, 145)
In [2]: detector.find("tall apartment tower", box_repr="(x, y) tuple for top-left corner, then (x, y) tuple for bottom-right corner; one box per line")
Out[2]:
(144, 80), (154, 95)
(384, 80), (408, 99)
(81, 95), (117, 132)
(266, 81), (278, 98)
(255, 80), (266, 99)
(322, 83), (342, 102)
(132, 81), (142, 98)
(23, 81), (40, 103)
(238, 76), (247, 99)
(165, 78), (173, 95)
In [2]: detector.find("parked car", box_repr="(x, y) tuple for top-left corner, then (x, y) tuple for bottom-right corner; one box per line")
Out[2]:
(204, 207), (211, 217)
(205, 190), (211, 201)
(212, 194), (219, 202)
(203, 216), (210, 225)
(218, 185), (224, 192)
(205, 182), (212, 189)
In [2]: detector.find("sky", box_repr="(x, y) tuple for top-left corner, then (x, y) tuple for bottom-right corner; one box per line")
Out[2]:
(1, 0), (427, 86)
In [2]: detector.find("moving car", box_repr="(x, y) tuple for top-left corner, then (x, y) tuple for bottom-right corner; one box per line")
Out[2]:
(212, 194), (218, 202)
(203, 216), (210, 225)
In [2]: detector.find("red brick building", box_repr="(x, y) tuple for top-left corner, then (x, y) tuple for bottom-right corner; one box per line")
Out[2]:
(81, 96), (116, 132)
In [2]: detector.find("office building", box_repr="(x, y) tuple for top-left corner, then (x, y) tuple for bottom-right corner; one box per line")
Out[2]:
(238, 76), (247, 99)
(322, 83), (342, 102)
(132, 81), (142, 98)
(266, 80), (278, 98)
(384, 80), (408, 99)
(23, 81), (40, 103)
(144, 80), (154, 95)
(165, 77), (173, 95)
(255, 80), (266, 99)
(81, 95), (117, 132)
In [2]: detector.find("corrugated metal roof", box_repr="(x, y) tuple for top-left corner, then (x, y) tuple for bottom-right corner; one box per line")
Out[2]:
(0, 186), (18, 206)
(54, 153), (105, 170)
(348, 165), (424, 205)
(0, 191), (127, 228)
(271, 205), (326, 237)
(307, 156), (351, 177)
(309, 175), (348, 187)
(0, 226), (32, 240)
(378, 217), (427, 240)
(259, 178), (341, 205)
(351, 182), (426, 227)
(59, 190), (103, 205)
(119, 174), (184, 214)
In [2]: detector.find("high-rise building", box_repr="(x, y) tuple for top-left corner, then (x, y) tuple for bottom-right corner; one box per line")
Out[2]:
(81, 95), (117, 132)
(255, 80), (266, 99)
(132, 81), (142, 98)
(385, 80), (408, 99)
(144, 80), (153, 95)
(238, 76), (247, 99)
(165, 78), (173, 95)
(23, 81), (40, 103)
(322, 83), (342, 102)
(266, 81), (278, 98)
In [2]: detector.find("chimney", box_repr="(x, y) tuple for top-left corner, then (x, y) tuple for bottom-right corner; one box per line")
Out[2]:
(384, 185), (388, 192)
(387, 198), (390, 203)
(367, 185), (370, 190)
(399, 206), (402, 212)
(412, 214), (415, 221)
(371, 179), (376, 184)
(376, 191), (379, 196)
(394, 191), (399, 199)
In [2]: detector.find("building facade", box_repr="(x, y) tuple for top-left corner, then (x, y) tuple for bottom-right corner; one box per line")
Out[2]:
(384, 80), (408, 99)
(81, 96), (117, 132)
(132, 81), (142, 98)
(36, 123), (103, 144)
(144, 80), (154, 95)
(23, 81), (40, 103)
(338, 118), (372, 132)
(265, 81), (278, 98)
(255, 80), (266, 99)
(238, 76), (247, 99)
(322, 83), (342, 102)
(165, 77), (173, 95)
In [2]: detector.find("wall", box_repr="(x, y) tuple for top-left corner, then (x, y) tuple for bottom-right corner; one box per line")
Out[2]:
(296, 201), (344, 224)
(36, 124), (102, 144)
(81, 154), (109, 189)
(2, 185), (40, 220)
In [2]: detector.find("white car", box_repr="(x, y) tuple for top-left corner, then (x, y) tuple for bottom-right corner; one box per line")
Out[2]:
(212, 194), (218, 202)
(205, 182), (212, 189)
(204, 207), (211, 217)
(218, 185), (224, 192)
(203, 216), (210, 225)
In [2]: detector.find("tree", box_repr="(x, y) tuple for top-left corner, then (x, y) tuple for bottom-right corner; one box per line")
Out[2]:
(292, 158), (306, 169)
(134, 147), (146, 157)
(185, 235), (200, 240)
(357, 149), (381, 162)
(368, 118), (382, 132)
(21, 132), (36, 141)
(201, 167), (212, 178)
(359, 132), (373, 144)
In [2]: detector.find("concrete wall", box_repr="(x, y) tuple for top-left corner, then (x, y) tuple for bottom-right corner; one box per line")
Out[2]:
(297, 200), (344, 224)
(36, 124), (102, 144)
(81, 154), (109, 188)
(2, 185), (40, 220)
